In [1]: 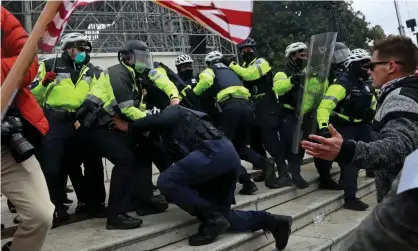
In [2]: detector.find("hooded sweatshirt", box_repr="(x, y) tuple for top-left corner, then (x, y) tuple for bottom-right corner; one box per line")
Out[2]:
(336, 75), (418, 175)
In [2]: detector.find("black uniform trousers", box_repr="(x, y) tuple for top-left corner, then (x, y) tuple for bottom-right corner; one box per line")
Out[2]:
(315, 124), (372, 199)
(36, 110), (86, 211)
(217, 98), (267, 183)
(250, 127), (267, 166)
(252, 95), (286, 174)
(278, 108), (313, 175)
(81, 127), (154, 214)
(157, 138), (269, 231)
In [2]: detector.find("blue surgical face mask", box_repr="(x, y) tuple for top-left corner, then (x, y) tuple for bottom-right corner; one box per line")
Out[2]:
(74, 52), (86, 64)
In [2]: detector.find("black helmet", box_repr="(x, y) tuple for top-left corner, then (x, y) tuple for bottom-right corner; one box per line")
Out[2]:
(237, 37), (256, 49)
(121, 40), (149, 53)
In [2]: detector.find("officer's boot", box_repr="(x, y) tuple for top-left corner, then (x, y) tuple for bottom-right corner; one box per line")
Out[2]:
(275, 162), (294, 188)
(264, 159), (282, 189)
(261, 213), (292, 251)
(106, 213), (143, 230)
(136, 194), (169, 216)
(291, 172), (310, 189)
(52, 204), (69, 227)
(189, 212), (230, 246)
(238, 172), (259, 195)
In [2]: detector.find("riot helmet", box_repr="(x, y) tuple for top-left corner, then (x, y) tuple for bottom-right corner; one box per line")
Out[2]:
(343, 48), (372, 80)
(237, 37), (257, 63)
(205, 51), (223, 66)
(175, 54), (194, 80)
(331, 42), (351, 65)
(286, 42), (308, 70)
(118, 40), (153, 74)
(59, 32), (90, 64)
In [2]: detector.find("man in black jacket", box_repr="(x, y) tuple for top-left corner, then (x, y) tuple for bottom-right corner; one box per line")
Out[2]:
(112, 105), (292, 250)
(302, 35), (418, 203)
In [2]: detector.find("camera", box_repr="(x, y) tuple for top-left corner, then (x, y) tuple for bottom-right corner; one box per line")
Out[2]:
(1, 116), (35, 163)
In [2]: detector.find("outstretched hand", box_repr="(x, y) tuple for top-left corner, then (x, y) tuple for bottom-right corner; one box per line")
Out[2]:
(301, 124), (343, 161)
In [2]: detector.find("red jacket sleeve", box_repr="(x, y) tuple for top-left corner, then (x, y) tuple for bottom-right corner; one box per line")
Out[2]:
(1, 7), (38, 87)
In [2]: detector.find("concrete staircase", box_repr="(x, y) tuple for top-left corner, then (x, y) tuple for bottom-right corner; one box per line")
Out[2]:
(1, 160), (377, 251)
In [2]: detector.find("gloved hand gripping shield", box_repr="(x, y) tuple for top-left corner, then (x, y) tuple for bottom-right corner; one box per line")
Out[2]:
(133, 50), (154, 74)
(292, 32), (338, 154)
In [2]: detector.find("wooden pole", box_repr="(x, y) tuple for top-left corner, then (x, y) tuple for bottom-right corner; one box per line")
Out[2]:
(1, 1), (62, 117)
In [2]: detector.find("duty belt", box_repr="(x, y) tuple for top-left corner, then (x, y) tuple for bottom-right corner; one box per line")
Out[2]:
(218, 94), (249, 104)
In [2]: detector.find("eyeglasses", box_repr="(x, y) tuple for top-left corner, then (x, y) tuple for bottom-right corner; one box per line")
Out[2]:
(364, 61), (404, 71)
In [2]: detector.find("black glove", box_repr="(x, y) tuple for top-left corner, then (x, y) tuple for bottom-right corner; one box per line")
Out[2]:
(1, 117), (23, 139)
(220, 57), (232, 66)
(318, 127), (331, 138)
(290, 74), (302, 85)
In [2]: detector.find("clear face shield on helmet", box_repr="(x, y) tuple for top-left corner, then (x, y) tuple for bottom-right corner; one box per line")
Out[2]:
(132, 50), (154, 74)
(332, 47), (350, 65)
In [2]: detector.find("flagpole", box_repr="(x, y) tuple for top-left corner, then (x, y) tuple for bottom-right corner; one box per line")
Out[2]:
(1, 1), (62, 117)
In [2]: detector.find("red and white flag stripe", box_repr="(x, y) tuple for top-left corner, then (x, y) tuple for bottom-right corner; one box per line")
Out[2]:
(153, 0), (253, 44)
(39, 0), (101, 52)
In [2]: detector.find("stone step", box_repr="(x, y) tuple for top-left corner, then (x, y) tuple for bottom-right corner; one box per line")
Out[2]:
(155, 172), (375, 251)
(257, 191), (378, 251)
(2, 162), (340, 250)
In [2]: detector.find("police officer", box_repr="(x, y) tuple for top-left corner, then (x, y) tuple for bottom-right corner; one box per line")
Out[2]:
(315, 48), (376, 211)
(191, 50), (282, 194)
(175, 54), (198, 88)
(226, 37), (287, 187)
(31, 33), (105, 222)
(273, 42), (320, 189)
(77, 40), (169, 229)
(314, 42), (351, 191)
(111, 105), (292, 249)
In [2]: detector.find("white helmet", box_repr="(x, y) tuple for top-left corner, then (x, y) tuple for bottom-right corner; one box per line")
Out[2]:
(205, 51), (223, 64)
(343, 48), (371, 69)
(285, 42), (308, 58)
(175, 54), (194, 66)
(59, 32), (88, 50)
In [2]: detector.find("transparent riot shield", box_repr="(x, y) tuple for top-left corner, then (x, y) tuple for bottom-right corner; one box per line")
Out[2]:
(292, 32), (338, 154)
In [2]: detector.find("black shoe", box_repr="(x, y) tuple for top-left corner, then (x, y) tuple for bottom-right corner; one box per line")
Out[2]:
(75, 202), (87, 214)
(2, 241), (12, 251)
(263, 214), (292, 251)
(52, 206), (69, 227)
(7, 199), (16, 214)
(239, 181), (258, 195)
(276, 174), (294, 188)
(63, 198), (73, 205)
(291, 173), (309, 189)
(188, 213), (230, 246)
(264, 161), (283, 189)
(343, 198), (369, 211)
(136, 195), (169, 216)
(106, 213), (143, 230)
(65, 186), (74, 193)
(319, 179), (342, 190)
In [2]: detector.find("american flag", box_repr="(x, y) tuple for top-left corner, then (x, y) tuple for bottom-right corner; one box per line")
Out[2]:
(39, 0), (253, 52)
(38, 0), (101, 52)
(153, 0), (253, 44)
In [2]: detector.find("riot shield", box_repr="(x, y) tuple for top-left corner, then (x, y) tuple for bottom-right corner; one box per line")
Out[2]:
(292, 32), (338, 154)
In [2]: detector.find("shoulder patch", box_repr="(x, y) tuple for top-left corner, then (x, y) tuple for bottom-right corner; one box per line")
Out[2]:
(254, 58), (264, 65)
(149, 69), (158, 77)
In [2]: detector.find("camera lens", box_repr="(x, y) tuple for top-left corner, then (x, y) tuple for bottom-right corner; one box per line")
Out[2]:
(9, 133), (35, 163)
